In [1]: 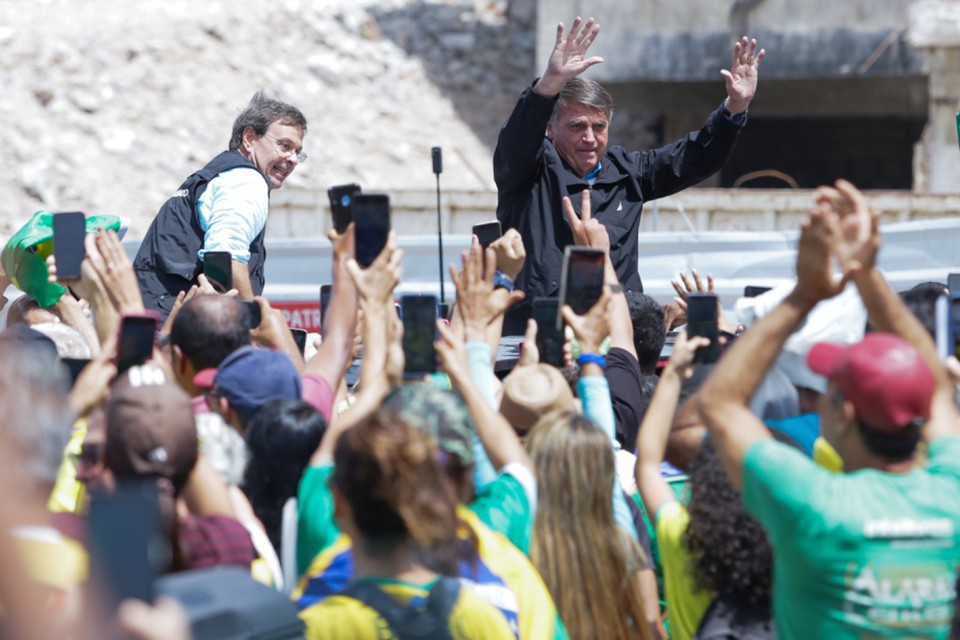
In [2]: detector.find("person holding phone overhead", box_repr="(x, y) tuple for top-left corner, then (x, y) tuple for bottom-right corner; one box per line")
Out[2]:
(494, 16), (764, 334)
(134, 91), (308, 318)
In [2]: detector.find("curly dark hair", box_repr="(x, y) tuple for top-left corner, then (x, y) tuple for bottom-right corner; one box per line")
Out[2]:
(682, 440), (772, 615)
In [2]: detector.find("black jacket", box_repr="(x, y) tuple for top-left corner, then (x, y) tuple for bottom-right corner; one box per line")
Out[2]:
(494, 83), (745, 334)
(134, 151), (268, 317)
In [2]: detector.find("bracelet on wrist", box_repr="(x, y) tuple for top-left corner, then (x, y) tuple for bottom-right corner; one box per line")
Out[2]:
(577, 353), (606, 370)
(493, 269), (514, 292)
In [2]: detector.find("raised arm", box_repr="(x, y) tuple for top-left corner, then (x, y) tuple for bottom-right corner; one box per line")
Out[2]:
(635, 333), (708, 518)
(303, 225), (360, 391)
(819, 180), (960, 440)
(699, 205), (850, 488)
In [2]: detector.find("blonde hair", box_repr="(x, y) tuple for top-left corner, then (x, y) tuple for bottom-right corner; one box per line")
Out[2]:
(526, 411), (651, 640)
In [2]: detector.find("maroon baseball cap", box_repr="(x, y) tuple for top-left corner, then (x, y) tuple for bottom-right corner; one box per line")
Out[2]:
(806, 332), (935, 434)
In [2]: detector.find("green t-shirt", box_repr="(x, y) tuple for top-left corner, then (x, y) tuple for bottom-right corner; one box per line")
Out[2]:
(297, 463), (338, 578)
(744, 436), (960, 639)
(469, 463), (535, 555)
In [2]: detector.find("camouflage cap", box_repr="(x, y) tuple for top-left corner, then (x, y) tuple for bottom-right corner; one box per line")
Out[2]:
(382, 382), (475, 467)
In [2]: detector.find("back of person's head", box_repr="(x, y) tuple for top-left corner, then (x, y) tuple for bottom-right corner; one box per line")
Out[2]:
(684, 439), (772, 615)
(381, 383), (475, 491)
(0, 339), (73, 495)
(30, 322), (92, 359)
(243, 399), (326, 551)
(195, 346), (302, 428)
(4, 294), (59, 328)
(229, 90), (308, 152)
(807, 332), (933, 462)
(104, 365), (199, 495)
(499, 364), (576, 434)
(553, 77), (614, 124)
(525, 410), (651, 640)
(170, 296), (251, 371)
(331, 410), (458, 559)
(625, 292), (666, 374)
(898, 281), (946, 339)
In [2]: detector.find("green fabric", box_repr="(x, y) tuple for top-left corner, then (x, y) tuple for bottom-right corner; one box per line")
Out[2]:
(743, 436), (960, 639)
(1, 210), (121, 307)
(469, 471), (533, 555)
(297, 463), (339, 578)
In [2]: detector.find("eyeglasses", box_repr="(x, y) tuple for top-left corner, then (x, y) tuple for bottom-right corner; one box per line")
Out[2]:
(263, 134), (307, 164)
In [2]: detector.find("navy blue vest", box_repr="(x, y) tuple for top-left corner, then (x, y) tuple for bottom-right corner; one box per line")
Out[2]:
(134, 151), (269, 313)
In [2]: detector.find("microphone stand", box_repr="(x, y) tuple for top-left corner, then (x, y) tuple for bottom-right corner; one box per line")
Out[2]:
(432, 147), (445, 312)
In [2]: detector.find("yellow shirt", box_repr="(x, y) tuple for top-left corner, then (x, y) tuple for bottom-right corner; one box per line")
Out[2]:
(300, 576), (515, 640)
(656, 501), (713, 640)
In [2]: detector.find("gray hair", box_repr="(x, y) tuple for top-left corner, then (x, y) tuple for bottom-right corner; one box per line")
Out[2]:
(0, 341), (74, 492)
(228, 90), (308, 152)
(550, 77), (615, 126)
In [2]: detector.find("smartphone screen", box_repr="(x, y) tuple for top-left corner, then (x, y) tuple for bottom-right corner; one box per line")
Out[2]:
(239, 300), (261, 329)
(743, 285), (772, 298)
(328, 183), (362, 234)
(290, 328), (308, 356)
(937, 294), (960, 361)
(320, 284), (332, 332)
(533, 297), (565, 368)
(117, 313), (159, 375)
(88, 478), (168, 609)
(203, 251), (233, 292)
(557, 246), (605, 330)
(401, 295), (438, 377)
(353, 194), (391, 268)
(686, 293), (722, 364)
(472, 221), (502, 250)
(52, 211), (86, 280)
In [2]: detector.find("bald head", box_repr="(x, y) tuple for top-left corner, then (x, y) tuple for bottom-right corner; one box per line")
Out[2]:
(170, 296), (252, 372)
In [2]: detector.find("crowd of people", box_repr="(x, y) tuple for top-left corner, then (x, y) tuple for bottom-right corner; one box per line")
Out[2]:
(0, 13), (958, 640)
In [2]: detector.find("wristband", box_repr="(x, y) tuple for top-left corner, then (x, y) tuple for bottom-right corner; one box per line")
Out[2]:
(577, 353), (606, 370)
(492, 270), (514, 292)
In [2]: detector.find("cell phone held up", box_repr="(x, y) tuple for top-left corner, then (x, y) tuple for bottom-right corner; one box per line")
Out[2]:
(472, 221), (502, 251)
(203, 251), (233, 293)
(353, 194), (391, 269)
(116, 311), (161, 375)
(327, 183), (362, 234)
(533, 297), (565, 368)
(401, 294), (438, 378)
(52, 211), (87, 280)
(685, 293), (722, 365)
(556, 246), (605, 330)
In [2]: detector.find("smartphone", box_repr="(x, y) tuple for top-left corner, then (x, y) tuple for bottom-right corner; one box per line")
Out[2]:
(401, 294), (438, 378)
(686, 293), (722, 364)
(353, 194), (391, 268)
(327, 183), (362, 234)
(52, 211), (86, 280)
(239, 300), (262, 329)
(320, 284), (332, 332)
(948, 273), (960, 294)
(936, 293), (960, 361)
(289, 328), (308, 357)
(472, 221), (502, 250)
(203, 251), (233, 292)
(62, 357), (91, 388)
(556, 246), (605, 330)
(532, 297), (565, 368)
(116, 312), (160, 375)
(88, 478), (168, 609)
(743, 285), (772, 298)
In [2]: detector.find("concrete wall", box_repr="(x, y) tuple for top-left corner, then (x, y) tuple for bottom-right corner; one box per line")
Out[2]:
(536, 0), (923, 81)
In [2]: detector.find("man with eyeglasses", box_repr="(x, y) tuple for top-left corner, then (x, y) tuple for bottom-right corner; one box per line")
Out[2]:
(134, 90), (308, 317)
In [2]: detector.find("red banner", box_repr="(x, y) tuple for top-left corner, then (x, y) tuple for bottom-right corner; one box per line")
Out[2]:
(271, 300), (321, 333)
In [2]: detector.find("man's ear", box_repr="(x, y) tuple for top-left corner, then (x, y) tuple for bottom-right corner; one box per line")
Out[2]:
(172, 345), (187, 375)
(241, 126), (259, 153)
(546, 121), (554, 141)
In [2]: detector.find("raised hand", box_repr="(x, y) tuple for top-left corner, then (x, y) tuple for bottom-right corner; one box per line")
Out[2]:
(563, 189), (610, 252)
(344, 232), (402, 305)
(794, 205), (851, 305)
(536, 17), (604, 97)
(813, 179), (880, 274)
(451, 237), (524, 339)
(489, 228), (526, 281)
(561, 289), (612, 355)
(722, 36), (764, 114)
